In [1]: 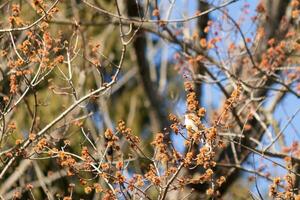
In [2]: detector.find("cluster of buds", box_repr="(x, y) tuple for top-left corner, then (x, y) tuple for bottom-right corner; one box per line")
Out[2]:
(117, 120), (140, 149)
(104, 129), (120, 151)
(151, 133), (169, 163)
(215, 83), (242, 127)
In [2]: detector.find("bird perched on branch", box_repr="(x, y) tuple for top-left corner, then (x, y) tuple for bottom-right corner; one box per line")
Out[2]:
(184, 111), (200, 134)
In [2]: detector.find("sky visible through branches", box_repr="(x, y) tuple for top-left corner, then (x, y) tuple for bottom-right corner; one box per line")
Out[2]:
(144, 0), (300, 198)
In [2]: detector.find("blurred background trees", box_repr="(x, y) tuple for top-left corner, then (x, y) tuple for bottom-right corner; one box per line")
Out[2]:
(0, 0), (300, 199)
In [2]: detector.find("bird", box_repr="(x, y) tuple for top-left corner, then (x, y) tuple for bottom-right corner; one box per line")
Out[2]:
(184, 111), (200, 134)
(185, 111), (212, 153)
